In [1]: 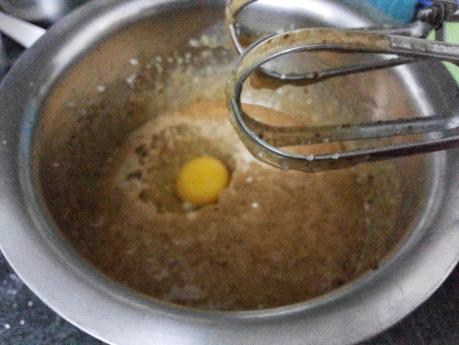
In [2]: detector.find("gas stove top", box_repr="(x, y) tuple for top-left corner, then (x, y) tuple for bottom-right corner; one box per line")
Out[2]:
(0, 35), (22, 78)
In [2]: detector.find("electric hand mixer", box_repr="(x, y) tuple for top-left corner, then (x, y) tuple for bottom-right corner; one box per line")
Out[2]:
(226, 0), (459, 172)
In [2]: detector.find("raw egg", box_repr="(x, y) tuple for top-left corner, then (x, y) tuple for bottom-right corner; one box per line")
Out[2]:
(176, 156), (229, 206)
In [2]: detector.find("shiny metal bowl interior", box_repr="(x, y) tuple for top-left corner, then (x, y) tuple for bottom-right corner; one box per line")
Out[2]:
(1, 0), (458, 344)
(38, 1), (430, 304)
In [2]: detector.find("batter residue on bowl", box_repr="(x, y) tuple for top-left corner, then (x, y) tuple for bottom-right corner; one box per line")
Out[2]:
(81, 100), (403, 310)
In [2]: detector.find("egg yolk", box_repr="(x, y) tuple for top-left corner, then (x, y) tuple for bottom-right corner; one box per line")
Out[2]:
(176, 156), (229, 206)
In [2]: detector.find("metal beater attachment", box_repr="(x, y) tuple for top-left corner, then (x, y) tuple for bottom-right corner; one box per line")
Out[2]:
(226, 0), (459, 172)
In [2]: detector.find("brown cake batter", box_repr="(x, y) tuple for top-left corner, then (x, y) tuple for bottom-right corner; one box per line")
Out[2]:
(78, 100), (403, 310)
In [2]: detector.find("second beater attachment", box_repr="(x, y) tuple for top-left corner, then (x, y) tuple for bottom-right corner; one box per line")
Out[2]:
(226, 0), (459, 172)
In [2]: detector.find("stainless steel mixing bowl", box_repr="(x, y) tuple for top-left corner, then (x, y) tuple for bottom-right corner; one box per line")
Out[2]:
(0, 0), (458, 344)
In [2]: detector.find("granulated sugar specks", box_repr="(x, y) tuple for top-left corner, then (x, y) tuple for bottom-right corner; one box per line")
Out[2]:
(96, 84), (106, 93)
(126, 74), (137, 87)
(188, 39), (199, 47)
(129, 58), (139, 66)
